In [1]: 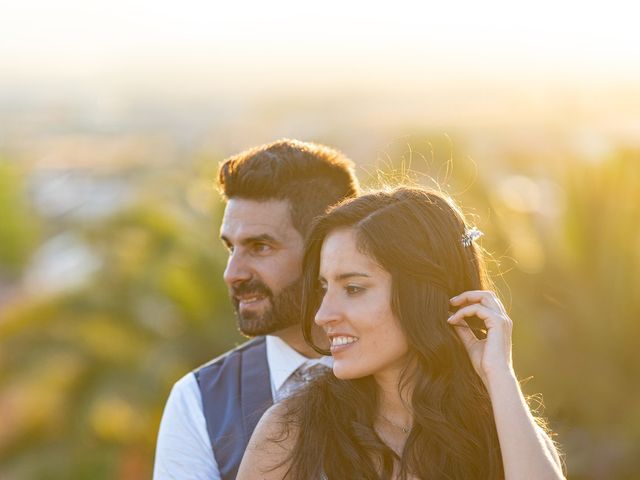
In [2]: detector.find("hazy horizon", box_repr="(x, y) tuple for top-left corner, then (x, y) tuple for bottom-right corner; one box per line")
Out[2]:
(2, 1), (639, 94)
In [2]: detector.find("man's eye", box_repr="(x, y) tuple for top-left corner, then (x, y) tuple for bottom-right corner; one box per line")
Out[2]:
(252, 243), (271, 253)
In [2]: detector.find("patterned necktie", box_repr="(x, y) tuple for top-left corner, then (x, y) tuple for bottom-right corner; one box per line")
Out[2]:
(275, 362), (331, 402)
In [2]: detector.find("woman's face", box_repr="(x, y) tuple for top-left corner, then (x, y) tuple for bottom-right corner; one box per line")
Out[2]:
(315, 228), (410, 380)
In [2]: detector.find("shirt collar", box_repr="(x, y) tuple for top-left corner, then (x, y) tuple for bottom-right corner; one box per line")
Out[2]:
(266, 335), (333, 393)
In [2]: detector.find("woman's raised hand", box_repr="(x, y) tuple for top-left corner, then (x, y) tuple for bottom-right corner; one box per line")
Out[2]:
(447, 290), (514, 387)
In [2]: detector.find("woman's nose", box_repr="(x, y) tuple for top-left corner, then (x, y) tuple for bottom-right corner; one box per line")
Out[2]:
(314, 295), (341, 326)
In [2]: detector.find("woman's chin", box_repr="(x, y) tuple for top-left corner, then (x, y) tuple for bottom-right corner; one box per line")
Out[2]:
(332, 364), (369, 380)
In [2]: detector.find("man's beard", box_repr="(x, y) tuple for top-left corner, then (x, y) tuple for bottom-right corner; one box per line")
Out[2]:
(231, 277), (303, 336)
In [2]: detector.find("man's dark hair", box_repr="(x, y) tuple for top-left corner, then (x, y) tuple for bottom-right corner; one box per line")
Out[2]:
(218, 139), (360, 236)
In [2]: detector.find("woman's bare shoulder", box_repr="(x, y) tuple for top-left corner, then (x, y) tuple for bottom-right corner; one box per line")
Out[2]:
(251, 401), (298, 449)
(236, 402), (299, 480)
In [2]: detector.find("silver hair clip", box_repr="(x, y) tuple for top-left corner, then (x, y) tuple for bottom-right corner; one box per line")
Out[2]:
(461, 227), (483, 247)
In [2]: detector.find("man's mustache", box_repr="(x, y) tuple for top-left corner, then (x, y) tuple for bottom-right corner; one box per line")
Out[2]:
(231, 279), (273, 299)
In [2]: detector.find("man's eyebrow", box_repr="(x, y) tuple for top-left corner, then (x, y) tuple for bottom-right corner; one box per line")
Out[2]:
(220, 233), (279, 245)
(242, 234), (278, 245)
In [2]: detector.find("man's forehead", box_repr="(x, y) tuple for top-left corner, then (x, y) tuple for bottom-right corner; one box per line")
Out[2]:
(220, 198), (296, 238)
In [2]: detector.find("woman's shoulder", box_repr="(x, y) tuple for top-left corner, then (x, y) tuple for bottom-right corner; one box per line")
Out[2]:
(236, 402), (299, 479)
(250, 400), (300, 455)
(238, 378), (344, 479)
(256, 400), (299, 443)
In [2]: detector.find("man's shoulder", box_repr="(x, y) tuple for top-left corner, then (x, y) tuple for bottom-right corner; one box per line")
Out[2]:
(194, 336), (267, 378)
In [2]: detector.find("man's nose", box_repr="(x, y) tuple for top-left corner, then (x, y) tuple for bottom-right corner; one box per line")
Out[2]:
(223, 251), (252, 286)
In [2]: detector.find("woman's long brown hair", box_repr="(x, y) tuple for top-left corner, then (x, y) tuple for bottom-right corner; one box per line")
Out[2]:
(276, 187), (506, 479)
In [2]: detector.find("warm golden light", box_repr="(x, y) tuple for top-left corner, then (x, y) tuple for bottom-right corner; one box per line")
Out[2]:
(0, 2), (638, 479)
(1, 0), (639, 92)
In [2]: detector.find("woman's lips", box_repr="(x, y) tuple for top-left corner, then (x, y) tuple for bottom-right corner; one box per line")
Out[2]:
(329, 335), (359, 354)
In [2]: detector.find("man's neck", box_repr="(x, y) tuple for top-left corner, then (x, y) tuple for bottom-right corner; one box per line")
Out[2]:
(271, 324), (321, 358)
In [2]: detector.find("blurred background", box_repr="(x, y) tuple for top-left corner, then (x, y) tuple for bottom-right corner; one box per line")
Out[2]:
(1, 1), (639, 478)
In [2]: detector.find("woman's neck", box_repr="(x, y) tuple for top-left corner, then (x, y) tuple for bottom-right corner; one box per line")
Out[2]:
(373, 365), (414, 428)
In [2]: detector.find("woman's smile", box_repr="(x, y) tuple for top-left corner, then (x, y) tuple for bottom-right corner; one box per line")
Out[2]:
(328, 334), (359, 353)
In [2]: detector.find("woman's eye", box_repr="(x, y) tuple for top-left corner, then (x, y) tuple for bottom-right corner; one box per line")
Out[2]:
(317, 284), (328, 296)
(345, 285), (364, 295)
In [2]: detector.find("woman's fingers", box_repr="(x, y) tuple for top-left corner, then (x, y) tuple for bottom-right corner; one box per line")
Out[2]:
(448, 303), (509, 329)
(450, 290), (507, 315)
(448, 291), (514, 382)
(449, 321), (481, 351)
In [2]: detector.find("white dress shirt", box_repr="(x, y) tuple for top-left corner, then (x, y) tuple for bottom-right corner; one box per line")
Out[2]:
(153, 336), (332, 480)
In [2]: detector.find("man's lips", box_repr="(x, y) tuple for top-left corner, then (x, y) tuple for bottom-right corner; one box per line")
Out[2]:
(235, 293), (268, 307)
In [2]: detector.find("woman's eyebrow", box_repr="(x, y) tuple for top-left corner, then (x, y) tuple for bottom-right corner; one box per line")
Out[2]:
(336, 272), (371, 280)
(318, 272), (371, 282)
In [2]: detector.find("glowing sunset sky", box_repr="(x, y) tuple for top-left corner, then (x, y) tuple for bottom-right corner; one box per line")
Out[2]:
(1, 0), (638, 94)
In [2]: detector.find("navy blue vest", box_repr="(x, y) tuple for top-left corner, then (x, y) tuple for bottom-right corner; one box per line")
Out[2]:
(194, 337), (273, 480)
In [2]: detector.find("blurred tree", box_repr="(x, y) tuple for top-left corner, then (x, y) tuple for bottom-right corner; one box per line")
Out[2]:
(0, 171), (243, 479)
(1, 146), (639, 479)
(0, 160), (41, 277)
(482, 149), (640, 479)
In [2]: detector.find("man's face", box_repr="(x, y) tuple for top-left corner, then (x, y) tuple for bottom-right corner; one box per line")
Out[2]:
(220, 198), (305, 336)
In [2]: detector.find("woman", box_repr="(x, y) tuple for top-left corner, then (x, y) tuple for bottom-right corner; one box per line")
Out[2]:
(237, 187), (564, 479)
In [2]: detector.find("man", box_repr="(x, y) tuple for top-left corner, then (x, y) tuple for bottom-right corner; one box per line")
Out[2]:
(153, 139), (360, 480)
